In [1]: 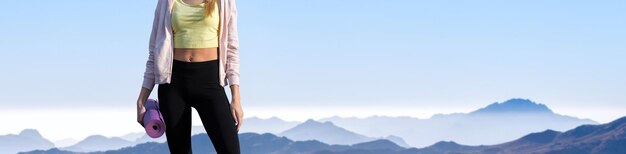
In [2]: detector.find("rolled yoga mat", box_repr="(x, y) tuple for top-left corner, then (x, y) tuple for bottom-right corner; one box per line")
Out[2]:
(143, 99), (166, 138)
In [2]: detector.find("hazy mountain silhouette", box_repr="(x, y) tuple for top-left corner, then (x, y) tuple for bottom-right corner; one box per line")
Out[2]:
(19, 115), (626, 154)
(12, 98), (620, 154)
(59, 135), (135, 152)
(123, 116), (298, 146)
(470, 98), (553, 114)
(277, 119), (410, 147)
(279, 119), (378, 145)
(0, 129), (55, 154)
(319, 98), (598, 147)
(316, 115), (626, 154)
(42, 116), (297, 153)
(16, 99), (590, 151)
(21, 132), (411, 154)
(384, 135), (412, 147)
(417, 141), (487, 153)
(350, 139), (405, 151)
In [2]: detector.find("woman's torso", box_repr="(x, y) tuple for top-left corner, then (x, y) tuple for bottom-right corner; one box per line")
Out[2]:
(143, 0), (240, 88)
(172, 0), (219, 62)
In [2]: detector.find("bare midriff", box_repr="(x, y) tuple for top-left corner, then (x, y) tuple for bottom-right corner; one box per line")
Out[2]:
(173, 48), (218, 62)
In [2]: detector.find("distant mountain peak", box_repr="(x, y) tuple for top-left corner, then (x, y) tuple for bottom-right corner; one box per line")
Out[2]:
(84, 135), (108, 140)
(351, 139), (405, 151)
(19, 129), (44, 139)
(267, 116), (281, 120)
(353, 139), (396, 146)
(279, 119), (376, 145)
(471, 98), (553, 114)
(2, 129), (55, 154)
(517, 129), (561, 144)
(384, 135), (411, 147)
(285, 119), (338, 131)
(302, 119), (332, 126)
(429, 141), (466, 150)
(432, 141), (460, 147)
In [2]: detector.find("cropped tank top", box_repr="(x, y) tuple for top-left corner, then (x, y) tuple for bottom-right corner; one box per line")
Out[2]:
(171, 0), (220, 48)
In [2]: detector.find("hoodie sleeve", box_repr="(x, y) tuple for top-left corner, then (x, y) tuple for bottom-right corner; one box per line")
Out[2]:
(225, 0), (240, 86)
(142, 0), (163, 91)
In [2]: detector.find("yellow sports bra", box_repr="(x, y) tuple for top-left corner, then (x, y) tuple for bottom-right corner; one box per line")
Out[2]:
(171, 0), (220, 48)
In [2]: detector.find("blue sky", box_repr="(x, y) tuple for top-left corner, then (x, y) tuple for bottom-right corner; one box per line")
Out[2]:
(1, 0), (625, 139)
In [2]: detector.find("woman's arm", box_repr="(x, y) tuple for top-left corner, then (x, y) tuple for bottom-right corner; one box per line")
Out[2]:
(230, 85), (240, 104)
(138, 0), (163, 127)
(142, 0), (163, 92)
(227, 0), (243, 131)
(138, 87), (152, 104)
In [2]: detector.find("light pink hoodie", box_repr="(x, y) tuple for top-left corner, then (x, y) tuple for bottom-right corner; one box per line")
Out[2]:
(142, 0), (240, 91)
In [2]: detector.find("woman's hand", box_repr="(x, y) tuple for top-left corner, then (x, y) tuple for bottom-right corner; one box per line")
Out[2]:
(231, 99), (243, 131)
(137, 87), (152, 127)
(137, 99), (147, 127)
(230, 85), (243, 131)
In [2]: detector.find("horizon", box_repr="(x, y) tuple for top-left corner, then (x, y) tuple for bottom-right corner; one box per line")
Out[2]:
(1, 98), (618, 142)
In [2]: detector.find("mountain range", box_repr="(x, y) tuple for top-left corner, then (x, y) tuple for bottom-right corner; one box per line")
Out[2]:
(20, 115), (626, 154)
(278, 119), (411, 147)
(319, 98), (597, 147)
(0, 129), (55, 154)
(59, 135), (136, 152)
(6, 116), (298, 154)
(2, 98), (611, 153)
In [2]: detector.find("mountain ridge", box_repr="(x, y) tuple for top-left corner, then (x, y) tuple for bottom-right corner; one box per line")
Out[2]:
(17, 115), (626, 154)
(0, 129), (55, 154)
(319, 98), (598, 147)
(5, 98), (607, 153)
(278, 118), (380, 145)
(470, 98), (553, 115)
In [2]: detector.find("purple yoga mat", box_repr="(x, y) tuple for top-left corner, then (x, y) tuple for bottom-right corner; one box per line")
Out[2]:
(143, 99), (166, 138)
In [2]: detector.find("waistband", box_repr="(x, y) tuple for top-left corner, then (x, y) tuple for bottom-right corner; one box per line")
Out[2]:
(173, 59), (218, 68)
(171, 59), (219, 77)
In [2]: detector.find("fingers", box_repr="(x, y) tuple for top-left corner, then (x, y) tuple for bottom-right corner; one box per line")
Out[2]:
(137, 108), (146, 127)
(237, 116), (242, 131)
(236, 110), (243, 131)
(231, 108), (239, 131)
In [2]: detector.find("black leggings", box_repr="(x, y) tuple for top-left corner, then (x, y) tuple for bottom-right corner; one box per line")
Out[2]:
(158, 58), (240, 154)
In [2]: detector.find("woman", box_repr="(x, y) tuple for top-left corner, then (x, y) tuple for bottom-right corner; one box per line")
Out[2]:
(136, 0), (243, 153)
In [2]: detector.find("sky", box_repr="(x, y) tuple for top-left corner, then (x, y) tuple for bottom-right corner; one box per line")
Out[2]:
(1, 0), (625, 141)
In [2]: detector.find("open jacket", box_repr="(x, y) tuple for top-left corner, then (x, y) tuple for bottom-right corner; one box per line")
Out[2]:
(142, 0), (239, 91)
